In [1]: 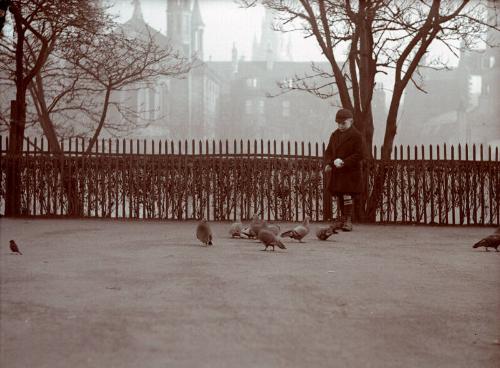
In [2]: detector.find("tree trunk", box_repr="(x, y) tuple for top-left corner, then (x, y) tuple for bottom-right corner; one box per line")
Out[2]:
(362, 87), (404, 221)
(382, 88), (403, 160)
(5, 99), (23, 216)
(85, 86), (111, 154)
(5, 16), (27, 216)
(30, 73), (84, 216)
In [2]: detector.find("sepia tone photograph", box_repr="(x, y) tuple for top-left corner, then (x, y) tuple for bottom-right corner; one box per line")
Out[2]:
(0, 0), (499, 367)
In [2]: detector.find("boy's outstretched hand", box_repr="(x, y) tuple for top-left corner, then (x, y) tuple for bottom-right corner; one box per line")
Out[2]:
(333, 158), (344, 168)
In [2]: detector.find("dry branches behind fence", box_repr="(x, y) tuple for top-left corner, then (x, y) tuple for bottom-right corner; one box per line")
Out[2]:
(0, 136), (498, 225)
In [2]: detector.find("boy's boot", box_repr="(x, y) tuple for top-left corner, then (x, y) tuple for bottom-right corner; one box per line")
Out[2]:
(341, 195), (353, 231)
(317, 197), (344, 240)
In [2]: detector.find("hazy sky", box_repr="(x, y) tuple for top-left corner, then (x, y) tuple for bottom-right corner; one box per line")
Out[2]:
(109, 0), (326, 61)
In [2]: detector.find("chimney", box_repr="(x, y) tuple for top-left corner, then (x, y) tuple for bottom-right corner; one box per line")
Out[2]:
(266, 44), (274, 71)
(231, 42), (238, 74)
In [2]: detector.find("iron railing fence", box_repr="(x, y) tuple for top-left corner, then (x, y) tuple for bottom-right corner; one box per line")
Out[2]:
(1, 136), (499, 225)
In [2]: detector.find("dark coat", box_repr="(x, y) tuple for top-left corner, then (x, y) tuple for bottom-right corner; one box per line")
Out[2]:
(324, 126), (365, 195)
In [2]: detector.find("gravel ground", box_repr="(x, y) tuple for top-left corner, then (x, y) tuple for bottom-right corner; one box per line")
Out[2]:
(1, 218), (499, 368)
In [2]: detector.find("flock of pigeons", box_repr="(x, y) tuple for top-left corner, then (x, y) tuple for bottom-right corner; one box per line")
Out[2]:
(196, 215), (316, 251)
(196, 215), (322, 251)
(196, 215), (309, 251)
(7, 224), (500, 255)
(196, 217), (500, 253)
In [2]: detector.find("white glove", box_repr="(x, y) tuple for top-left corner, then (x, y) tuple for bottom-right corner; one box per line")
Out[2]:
(333, 158), (344, 168)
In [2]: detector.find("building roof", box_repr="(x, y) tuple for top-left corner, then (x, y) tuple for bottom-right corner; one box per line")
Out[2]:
(121, 1), (170, 49)
(131, 0), (144, 22)
(191, 0), (204, 28)
(207, 60), (332, 80)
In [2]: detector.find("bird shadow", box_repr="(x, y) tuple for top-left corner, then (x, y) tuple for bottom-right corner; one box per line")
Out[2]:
(182, 243), (213, 248)
(258, 249), (287, 254)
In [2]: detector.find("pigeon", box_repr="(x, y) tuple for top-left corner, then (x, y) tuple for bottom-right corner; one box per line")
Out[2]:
(242, 214), (267, 238)
(250, 214), (267, 236)
(258, 229), (286, 251)
(266, 223), (281, 236)
(473, 227), (500, 252)
(229, 221), (244, 238)
(240, 226), (253, 237)
(281, 217), (310, 242)
(316, 220), (343, 241)
(9, 240), (22, 255)
(196, 219), (213, 246)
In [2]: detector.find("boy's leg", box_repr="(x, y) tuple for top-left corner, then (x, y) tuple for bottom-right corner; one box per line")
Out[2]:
(336, 195), (344, 221)
(341, 194), (353, 231)
(327, 196), (344, 233)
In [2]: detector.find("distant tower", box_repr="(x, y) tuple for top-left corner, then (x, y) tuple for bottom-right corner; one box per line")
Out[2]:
(131, 0), (143, 21)
(166, 0), (204, 60)
(473, 0), (500, 143)
(165, 0), (208, 137)
(252, 34), (259, 61)
(252, 7), (288, 61)
(482, 1), (500, 98)
(285, 33), (293, 62)
(266, 43), (274, 70)
(191, 0), (204, 60)
(231, 42), (238, 75)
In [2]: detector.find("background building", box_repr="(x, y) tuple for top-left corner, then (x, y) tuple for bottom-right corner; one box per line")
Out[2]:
(117, 0), (498, 147)
(116, 0), (221, 140)
(397, 4), (500, 147)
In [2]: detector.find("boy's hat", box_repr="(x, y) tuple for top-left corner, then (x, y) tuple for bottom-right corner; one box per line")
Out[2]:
(335, 108), (353, 122)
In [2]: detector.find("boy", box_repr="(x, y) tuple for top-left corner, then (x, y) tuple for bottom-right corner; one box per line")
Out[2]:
(323, 108), (364, 232)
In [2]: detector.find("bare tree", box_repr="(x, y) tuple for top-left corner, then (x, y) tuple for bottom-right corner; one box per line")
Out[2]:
(30, 24), (191, 154)
(242, 0), (499, 159)
(0, 1), (104, 152)
(0, 0), (104, 215)
(1, 1), (192, 215)
(242, 0), (499, 220)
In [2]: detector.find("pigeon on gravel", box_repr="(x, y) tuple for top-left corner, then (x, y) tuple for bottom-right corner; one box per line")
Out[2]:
(266, 223), (281, 236)
(473, 227), (500, 252)
(281, 217), (310, 242)
(196, 219), (213, 246)
(242, 214), (267, 238)
(229, 220), (245, 238)
(316, 219), (343, 241)
(9, 240), (22, 255)
(258, 229), (286, 252)
(250, 214), (267, 236)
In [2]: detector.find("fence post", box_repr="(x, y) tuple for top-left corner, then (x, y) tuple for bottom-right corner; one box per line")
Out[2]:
(5, 100), (21, 216)
(322, 141), (332, 220)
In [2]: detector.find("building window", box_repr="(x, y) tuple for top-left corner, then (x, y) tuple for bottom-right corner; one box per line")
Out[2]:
(469, 75), (481, 94)
(245, 100), (252, 114)
(283, 78), (293, 89)
(282, 100), (290, 117)
(246, 78), (257, 88)
(490, 56), (495, 68)
(258, 99), (265, 114)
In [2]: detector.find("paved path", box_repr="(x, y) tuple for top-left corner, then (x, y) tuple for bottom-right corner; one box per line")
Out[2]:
(1, 219), (499, 368)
